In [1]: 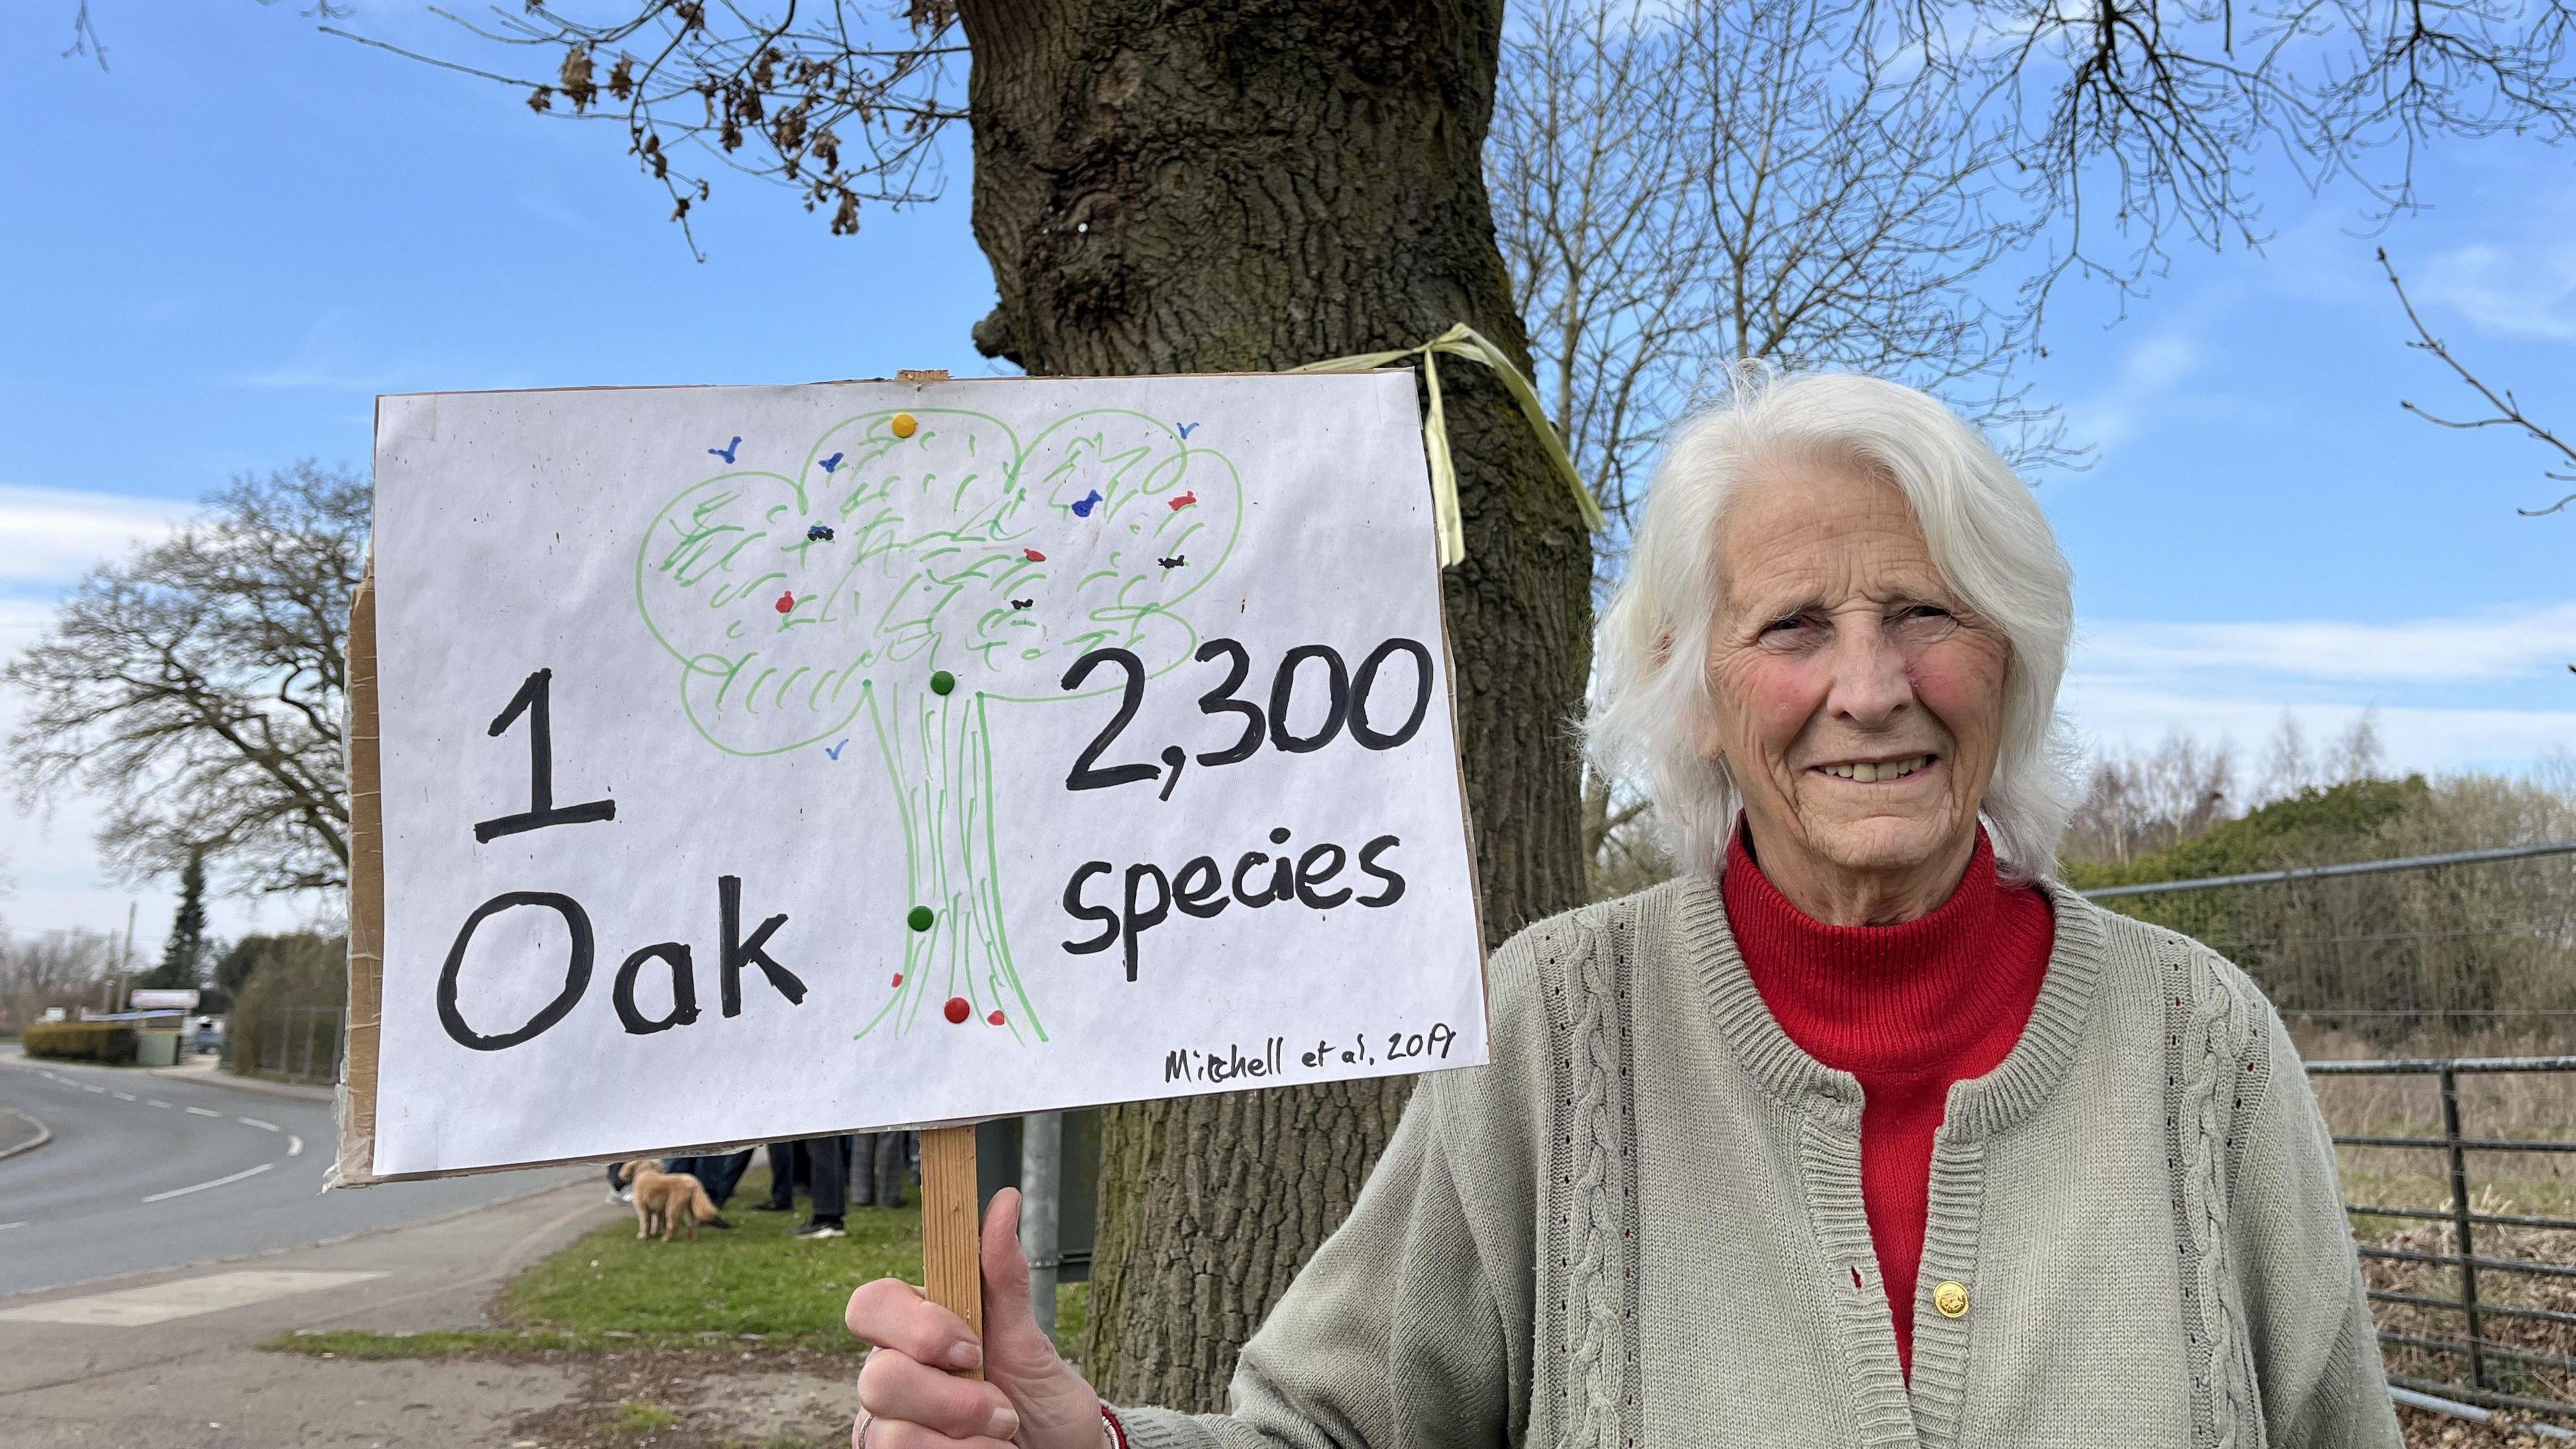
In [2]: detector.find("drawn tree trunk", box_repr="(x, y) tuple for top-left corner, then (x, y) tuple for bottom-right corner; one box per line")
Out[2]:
(956, 0), (1593, 1409)
(860, 680), (1038, 1040)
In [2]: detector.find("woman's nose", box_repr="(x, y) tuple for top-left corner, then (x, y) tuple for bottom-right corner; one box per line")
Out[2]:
(1824, 621), (1914, 725)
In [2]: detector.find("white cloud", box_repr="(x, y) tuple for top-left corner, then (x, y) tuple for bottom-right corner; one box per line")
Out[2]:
(2076, 602), (2576, 686)
(2062, 599), (2576, 778)
(2060, 684), (2576, 779)
(0, 484), (192, 593)
(2063, 327), (2206, 454)
(2413, 239), (2576, 344)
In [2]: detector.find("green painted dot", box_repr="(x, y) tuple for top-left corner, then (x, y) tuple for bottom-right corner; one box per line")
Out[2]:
(930, 670), (956, 696)
(907, 906), (934, 932)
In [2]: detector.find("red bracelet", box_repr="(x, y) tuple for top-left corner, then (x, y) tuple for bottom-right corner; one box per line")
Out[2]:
(1100, 1405), (1132, 1449)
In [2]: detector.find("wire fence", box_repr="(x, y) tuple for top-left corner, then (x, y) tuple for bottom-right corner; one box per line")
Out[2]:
(231, 1002), (344, 1085)
(2309, 1055), (2576, 1425)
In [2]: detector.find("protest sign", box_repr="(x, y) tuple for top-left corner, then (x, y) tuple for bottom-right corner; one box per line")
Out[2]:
(341, 372), (1489, 1186)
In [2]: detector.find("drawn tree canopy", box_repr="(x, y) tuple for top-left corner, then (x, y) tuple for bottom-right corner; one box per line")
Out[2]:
(637, 405), (1240, 1041)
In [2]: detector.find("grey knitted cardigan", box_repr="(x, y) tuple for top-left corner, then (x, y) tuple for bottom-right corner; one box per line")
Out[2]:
(1118, 873), (2401, 1449)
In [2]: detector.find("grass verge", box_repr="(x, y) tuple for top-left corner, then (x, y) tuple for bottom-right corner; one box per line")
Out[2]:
(267, 1167), (919, 1358)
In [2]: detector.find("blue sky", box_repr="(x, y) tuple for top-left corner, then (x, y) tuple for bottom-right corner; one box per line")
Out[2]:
(3, 1), (2573, 943)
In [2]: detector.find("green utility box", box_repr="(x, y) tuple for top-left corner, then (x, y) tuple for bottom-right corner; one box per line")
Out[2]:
(135, 1030), (182, 1068)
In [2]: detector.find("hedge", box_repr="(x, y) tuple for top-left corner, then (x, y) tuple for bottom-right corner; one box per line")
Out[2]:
(24, 1021), (139, 1065)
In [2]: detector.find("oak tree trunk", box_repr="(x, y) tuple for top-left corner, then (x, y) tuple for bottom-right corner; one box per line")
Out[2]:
(957, 0), (1593, 1410)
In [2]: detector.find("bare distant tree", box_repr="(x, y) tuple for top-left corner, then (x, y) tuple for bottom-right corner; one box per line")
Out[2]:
(0, 928), (120, 1029)
(2380, 247), (2576, 519)
(5, 464), (366, 898)
(1493, 0), (2057, 574)
(2255, 710), (2386, 804)
(2064, 731), (2239, 865)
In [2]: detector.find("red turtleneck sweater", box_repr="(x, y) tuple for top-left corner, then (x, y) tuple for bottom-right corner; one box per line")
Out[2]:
(1720, 822), (2055, 1380)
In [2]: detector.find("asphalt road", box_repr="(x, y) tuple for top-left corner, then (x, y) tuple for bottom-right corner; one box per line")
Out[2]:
(0, 1051), (581, 1297)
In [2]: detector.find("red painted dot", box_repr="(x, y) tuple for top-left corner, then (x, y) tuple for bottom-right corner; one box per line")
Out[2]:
(1023, 548), (1046, 562)
(987, 1010), (1006, 1026)
(943, 996), (970, 1024)
(774, 591), (795, 614)
(890, 972), (903, 987)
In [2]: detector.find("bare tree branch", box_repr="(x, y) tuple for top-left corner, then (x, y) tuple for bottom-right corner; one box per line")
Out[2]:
(3, 464), (367, 898)
(2379, 246), (2576, 513)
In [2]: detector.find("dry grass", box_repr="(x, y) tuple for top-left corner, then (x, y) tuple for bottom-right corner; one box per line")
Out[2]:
(2296, 1026), (2576, 1442)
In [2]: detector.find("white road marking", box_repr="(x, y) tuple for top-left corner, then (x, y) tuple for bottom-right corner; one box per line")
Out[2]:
(184, 1106), (222, 1118)
(287, 1135), (305, 1158)
(0, 1270), (386, 1327)
(0, 1222), (24, 1232)
(146, 1099), (172, 1108)
(82, 1085), (104, 1093)
(141, 1162), (274, 1203)
(237, 1117), (279, 1132)
(110, 1091), (136, 1102)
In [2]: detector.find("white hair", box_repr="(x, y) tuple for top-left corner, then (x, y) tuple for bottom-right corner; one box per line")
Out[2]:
(1587, 366), (2079, 883)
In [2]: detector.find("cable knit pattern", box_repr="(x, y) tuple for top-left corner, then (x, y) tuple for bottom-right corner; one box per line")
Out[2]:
(1108, 878), (2398, 1449)
(1560, 904), (1635, 1449)
(2165, 935), (2265, 1448)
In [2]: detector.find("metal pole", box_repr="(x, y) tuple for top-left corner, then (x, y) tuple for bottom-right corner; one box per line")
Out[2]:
(1020, 1111), (1063, 1344)
(2440, 1066), (2488, 1392)
(2076, 839), (2576, 900)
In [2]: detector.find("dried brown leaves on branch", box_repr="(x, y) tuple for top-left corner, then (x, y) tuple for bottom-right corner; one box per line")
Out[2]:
(327, 1), (964, 256)
(2379, 246), (2576, 518)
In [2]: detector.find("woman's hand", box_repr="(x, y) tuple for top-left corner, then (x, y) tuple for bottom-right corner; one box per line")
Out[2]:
(847, 1187), (1106, 1448)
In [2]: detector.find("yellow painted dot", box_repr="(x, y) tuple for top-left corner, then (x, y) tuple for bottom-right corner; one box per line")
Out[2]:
(1933, 1281), (1969, 1319)
(890, 413), (918, 439)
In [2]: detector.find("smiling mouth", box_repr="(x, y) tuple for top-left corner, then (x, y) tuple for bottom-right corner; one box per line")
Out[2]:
(1814, 753), (1937, 783)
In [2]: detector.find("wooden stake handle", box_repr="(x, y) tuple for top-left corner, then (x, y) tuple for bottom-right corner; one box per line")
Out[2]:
(920, 1124), (983, 1378)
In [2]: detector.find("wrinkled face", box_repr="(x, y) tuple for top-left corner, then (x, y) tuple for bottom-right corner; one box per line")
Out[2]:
(1699, 454), (2009, 891)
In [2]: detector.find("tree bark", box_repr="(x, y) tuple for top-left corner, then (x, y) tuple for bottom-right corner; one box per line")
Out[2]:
(956, 0), (1593, 1411)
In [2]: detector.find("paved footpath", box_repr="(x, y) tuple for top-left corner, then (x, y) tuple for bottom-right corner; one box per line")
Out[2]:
(0, 1177), (622, 1448)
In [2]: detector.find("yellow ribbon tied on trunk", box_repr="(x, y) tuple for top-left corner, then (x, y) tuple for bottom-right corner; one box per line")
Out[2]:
(1289, 323), (1606, 567)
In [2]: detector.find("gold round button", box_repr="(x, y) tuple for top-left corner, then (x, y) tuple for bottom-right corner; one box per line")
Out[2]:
(1933, 1281), (1969, 1319)
(890, 412), (918, 439)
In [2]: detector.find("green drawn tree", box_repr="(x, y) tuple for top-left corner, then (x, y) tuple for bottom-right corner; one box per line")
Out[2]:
(636, 407), (1239, 1042)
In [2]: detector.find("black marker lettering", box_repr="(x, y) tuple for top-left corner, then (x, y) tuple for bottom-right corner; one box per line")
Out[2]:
(437, 890), (594, 1051)
(1348, 639), (1434, 750)
(1232, 851), (1283, 906)
(718, 875), (805, 1016)
(475, 669), (617, 842)
(1295, 842), (1351, 908)
(1193, 639), (1265, 767)
(1121, 863), (1171, 981)
(1267, 645), (1350, 753)
(1172, 855), (1228, 918)
(1062, 861), (1118, 953)
(1357, 834), (1407, 907)
(613, 942), (699, 1035)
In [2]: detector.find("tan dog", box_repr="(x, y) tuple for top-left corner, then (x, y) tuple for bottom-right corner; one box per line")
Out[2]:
(620, 1159), (725, 1242)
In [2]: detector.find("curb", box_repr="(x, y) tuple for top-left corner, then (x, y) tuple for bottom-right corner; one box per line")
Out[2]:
(0, 1107), (50, 1162)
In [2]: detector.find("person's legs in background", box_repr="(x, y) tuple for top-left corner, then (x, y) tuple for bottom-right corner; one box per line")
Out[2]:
(754, 1141), (799, 1211)
(691, 1148), (755, 1208)
(794, 1135), (849, 1239)
(851, 1133), (881, 1208)
(869, 1132), (908, 1209)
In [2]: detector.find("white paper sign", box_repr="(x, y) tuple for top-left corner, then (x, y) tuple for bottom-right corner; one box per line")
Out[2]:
(366, 373), (1489, 1177)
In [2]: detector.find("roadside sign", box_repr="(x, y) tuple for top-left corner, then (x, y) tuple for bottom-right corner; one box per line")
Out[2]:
(340, 371), (1489, 1186)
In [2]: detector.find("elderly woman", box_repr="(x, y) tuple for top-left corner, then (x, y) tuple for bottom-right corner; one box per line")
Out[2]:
(843, 372), (2400, 1448)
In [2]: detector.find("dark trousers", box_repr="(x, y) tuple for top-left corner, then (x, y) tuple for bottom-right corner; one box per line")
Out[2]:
(667, 1148), (754, 1208)
(852, 1131), (911, 1208)
(761, 1140), (806, 1207)
(808, 1134), (853, 1222)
